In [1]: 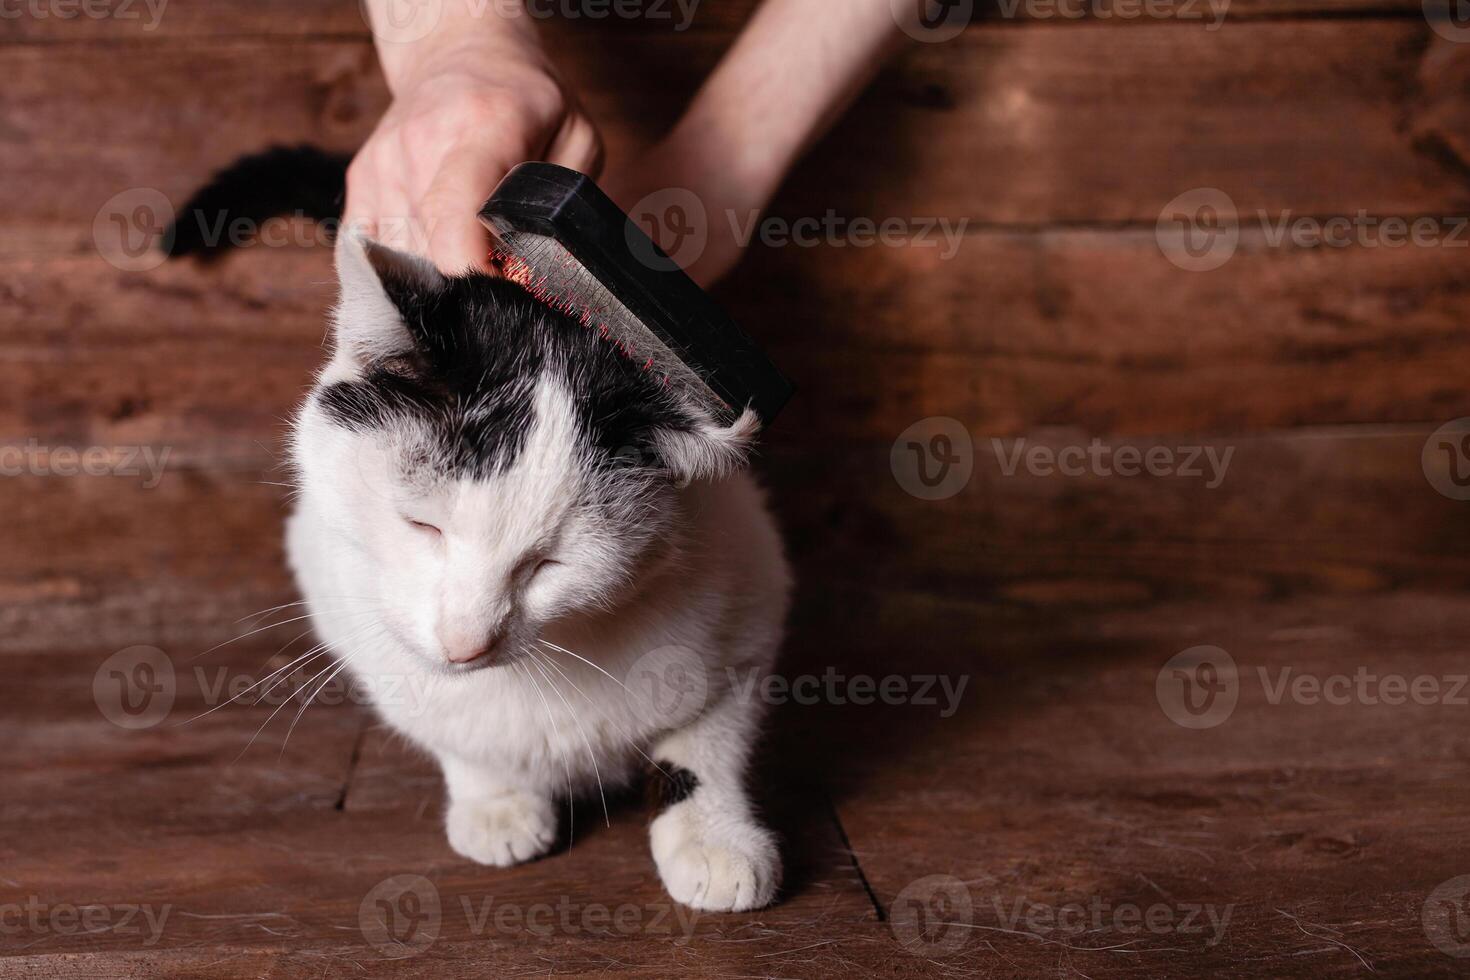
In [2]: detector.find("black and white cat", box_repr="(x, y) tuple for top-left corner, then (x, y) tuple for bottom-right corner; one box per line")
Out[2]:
(281, 227), (790, 911)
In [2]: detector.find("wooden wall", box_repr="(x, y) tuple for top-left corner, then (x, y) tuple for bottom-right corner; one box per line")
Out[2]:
(3, 1), (1469, 655)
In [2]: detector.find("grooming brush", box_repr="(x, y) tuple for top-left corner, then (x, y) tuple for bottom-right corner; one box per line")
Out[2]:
(479, 163), (793, 426)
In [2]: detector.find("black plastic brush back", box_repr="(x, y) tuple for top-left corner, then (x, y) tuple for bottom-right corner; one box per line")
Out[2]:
(479, 163), (794, 426)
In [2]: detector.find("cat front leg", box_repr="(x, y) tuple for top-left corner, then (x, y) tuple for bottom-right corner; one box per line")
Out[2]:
(646, 693), (781, 912)
(438, 753), (558, 867)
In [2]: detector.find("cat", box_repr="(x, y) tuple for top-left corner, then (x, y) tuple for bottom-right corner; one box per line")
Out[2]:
(170, 149), (792, 912)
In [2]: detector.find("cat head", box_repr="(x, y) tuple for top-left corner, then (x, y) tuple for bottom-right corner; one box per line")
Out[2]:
(291, 233), (758, 672)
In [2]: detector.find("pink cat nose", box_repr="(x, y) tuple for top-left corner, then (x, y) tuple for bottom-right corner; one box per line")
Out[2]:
(437, 626), (504, 665)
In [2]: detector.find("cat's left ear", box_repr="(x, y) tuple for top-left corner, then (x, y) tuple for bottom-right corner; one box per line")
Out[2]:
(332, 231), (445, 364)
(650, 407), (761, 484)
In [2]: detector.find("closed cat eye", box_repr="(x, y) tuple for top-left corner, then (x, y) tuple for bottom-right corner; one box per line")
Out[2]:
(516, 556), (561, 581)
(405, 518), (441, 535)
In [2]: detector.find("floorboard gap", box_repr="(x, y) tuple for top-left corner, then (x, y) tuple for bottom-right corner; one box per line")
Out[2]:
(824, 791), (885, 922)
(333, 713), (368, 812)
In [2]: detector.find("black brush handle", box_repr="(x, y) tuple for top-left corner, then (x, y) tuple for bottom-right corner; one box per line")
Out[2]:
(479, 163), (793, 426)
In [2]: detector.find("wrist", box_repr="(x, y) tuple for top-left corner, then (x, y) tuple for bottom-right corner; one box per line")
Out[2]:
(372, 2), (548, 98)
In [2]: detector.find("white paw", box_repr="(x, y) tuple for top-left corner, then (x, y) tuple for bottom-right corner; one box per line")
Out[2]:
(446, 793), (557, 867)
(650, 804), (781, 912)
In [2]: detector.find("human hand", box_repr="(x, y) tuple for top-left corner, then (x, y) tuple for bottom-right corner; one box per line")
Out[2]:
(345, 27), (602, 274)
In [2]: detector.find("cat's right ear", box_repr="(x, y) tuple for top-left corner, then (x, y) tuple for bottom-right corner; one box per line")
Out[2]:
(332, 231), (444, 365)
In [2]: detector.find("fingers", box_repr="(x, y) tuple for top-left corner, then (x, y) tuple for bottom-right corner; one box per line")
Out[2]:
(421, 138), (525, 274)
(347, 106), (603, 275)
(545, 111), (604, 179)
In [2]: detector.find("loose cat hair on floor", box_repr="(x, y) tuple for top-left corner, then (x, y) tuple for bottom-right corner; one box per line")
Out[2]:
(283, 231), (791, 911)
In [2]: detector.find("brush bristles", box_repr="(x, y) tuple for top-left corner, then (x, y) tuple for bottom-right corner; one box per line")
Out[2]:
(491, 231), (730, 423)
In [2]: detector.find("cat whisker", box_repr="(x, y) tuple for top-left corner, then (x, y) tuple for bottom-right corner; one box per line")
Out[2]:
(233, 596), (376, 626)
(535, 638), (634, 696)
(220, 619), (384, 748)
(278, 652), (363, 761)
(532, 649), (668, 780)
(188, 612), (332, 662)
(190, 605), (384, 664)
(234, 658), (342, 764)
(513, 656), (576, 848)
(525, 651), (610, 828)
(175, 647), (332, 727)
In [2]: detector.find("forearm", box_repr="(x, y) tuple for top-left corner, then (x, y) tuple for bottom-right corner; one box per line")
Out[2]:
(667, 0), (907, 213)
(362, 0), (549, 95)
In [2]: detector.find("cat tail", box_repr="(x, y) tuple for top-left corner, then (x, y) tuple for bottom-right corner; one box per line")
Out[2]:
(163, 144), (350, 262)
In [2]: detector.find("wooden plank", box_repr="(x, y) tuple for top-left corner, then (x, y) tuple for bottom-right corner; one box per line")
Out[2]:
(3, 424), (1467, 656)
(0, 0), (1430, 43)
(767, 426), (1470, 607)
(3, 22), (1468, 248)
(0, 652), (883, 973)
(10, 595), (1470, 975)
(7, 217), (1470, 471)
(825, 591), (1470, 976)
(0, 472), (295, 655)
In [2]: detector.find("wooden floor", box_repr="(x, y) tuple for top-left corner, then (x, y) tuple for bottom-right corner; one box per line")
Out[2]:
(10, 593), (1470, 976)
(7, 0), (1470, 977)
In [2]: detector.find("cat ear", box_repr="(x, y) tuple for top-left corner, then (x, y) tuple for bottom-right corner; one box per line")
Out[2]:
(651, 407), (761, 484)
(332, 231), (444, 364)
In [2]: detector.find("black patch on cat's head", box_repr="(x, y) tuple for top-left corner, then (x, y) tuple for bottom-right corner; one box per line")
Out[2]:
(317, 268), (697, 480)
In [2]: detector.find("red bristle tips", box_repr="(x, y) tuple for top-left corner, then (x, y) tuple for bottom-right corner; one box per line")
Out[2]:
(492, 246), (673, 389)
